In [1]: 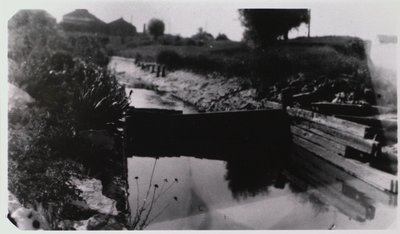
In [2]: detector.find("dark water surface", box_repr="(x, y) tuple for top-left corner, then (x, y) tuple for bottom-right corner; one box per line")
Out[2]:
(116, 58), (397, 229)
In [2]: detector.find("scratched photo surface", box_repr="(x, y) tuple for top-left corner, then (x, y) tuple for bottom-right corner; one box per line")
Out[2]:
(6, 0), (398, 230)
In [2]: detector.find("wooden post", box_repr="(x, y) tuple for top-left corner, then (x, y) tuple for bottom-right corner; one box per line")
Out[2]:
(307, 9), (311, 38)
(281, 88), (293, 110)
(161, 66), (166, 77)
(156, 65), (160, 77)
(151, 65), (155, 73)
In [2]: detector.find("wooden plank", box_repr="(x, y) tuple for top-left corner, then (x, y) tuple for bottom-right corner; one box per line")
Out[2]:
(284, 165), (375, 221)
(311, 102), (397, 116)
(291, 126), (347, 155)
(292, 135), (398, 194)
(304, 184), (374, 221)
(263, 101), (282, 110)
(371, 105), (397, 114)
(293, 121), (377, 154)
(126, 107), (182, 115)
(293, 118), (377, 154)
(374, 128), (397, 146)
(311, 102), (374, 116)
(381, 146), (397, 163)
(292, 91), (317, 104)
(335, 114), (397, 129)
(292, 134), (344, 159)
(291, 145), (395, 206)
(126, 108), (290, 157)
(287, 107), (371, 137)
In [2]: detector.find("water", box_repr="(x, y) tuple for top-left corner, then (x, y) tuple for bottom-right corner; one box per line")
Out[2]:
(127, 156), (396, 230)
(111, 57), (397, 230)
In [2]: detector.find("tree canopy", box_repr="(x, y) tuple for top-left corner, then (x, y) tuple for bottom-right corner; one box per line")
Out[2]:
(148, 18), (165, 40)
(239, 9), (310, 47)
(216, 33), (229, 41)
(191, 27), (214, 44)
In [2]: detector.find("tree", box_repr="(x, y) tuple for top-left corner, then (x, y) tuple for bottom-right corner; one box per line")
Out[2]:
(216, 33), (229, 41)
(148, 18), (165, 40)
(8, 10), (60, 63)
(191, 27), (214, 45)
(239, 9), (310, 47)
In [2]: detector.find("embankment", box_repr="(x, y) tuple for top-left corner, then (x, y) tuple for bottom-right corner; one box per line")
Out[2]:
(112, 56), (271, 112)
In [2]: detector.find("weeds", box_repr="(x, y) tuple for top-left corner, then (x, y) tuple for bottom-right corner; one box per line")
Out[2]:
(128, 159), (179, 229)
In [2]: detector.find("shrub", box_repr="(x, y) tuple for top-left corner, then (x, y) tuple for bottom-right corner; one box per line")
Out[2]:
(8, 10), (62, 63)
(8, 105), (85, 224)
(182, 38), (196, 46)
(66, 35), (109, 66)
(156, 50), (183, 69)
(72, 61), (129, 134)
(173, 35), (183, 46)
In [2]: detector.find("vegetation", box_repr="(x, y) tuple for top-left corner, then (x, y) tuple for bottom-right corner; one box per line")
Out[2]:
(216, 33), (229, 41)
(191, 27), (214, 45)
(8, 9), (129, 228)
(119, 34), (371, 102)
(129, 159), (179, 229)
(239, 9), (310, 46)
(148, 18), (165, 40)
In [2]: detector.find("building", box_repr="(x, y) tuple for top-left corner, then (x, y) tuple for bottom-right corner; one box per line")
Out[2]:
(60, 9), (107, 34)
(107, 18), (137, 36)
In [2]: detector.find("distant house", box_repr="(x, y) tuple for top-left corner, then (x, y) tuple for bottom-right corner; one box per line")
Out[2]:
(107, 18), (137, 36)
(60, 9), (107, 34)
(377, 35), (398, 44)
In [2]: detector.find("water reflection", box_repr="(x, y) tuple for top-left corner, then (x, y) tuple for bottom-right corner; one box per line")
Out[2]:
(286, 145), (397, 224)
(127, 124), (290, 200)
(224, 153), (287, 199)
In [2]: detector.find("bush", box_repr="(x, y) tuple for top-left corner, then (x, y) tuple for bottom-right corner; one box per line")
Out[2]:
(156, 50), (183, 69)
(66, 35), (109, 66)
(182, 38), (196, 46)
(8, 105), (85, 223)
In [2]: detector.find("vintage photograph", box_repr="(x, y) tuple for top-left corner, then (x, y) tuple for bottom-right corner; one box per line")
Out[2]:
(4, 0), (398, 230)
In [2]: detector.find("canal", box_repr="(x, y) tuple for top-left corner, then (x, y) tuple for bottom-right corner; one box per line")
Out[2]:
(112, 57), (397, 230)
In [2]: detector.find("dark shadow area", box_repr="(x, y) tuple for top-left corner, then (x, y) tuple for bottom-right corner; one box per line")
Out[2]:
(125, 107), (291, 158)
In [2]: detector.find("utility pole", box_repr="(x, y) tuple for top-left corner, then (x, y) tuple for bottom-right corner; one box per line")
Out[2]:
(168, 18), (171, 34)
(307, 9), (311, 38)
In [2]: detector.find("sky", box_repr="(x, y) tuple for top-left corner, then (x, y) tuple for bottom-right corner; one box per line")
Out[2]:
(2, 0), (399, 41)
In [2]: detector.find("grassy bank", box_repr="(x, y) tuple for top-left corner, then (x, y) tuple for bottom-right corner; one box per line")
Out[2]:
(117, 36), (374, 104)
